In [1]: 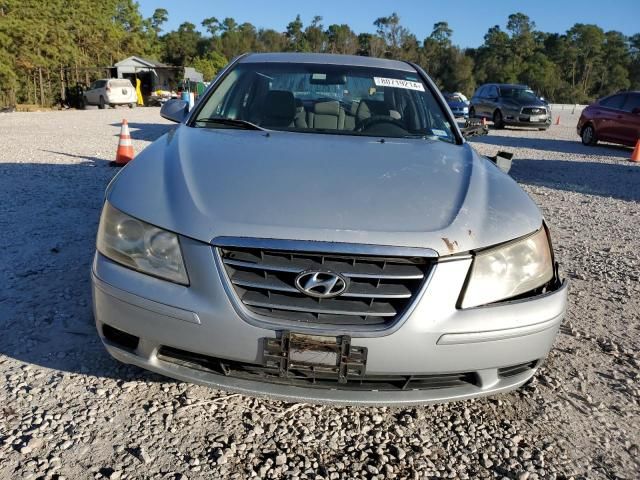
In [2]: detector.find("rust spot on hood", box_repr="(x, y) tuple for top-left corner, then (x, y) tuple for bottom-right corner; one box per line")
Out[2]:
(442, 237), (459, 253)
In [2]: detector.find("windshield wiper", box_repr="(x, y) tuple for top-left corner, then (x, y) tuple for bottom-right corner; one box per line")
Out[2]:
(195, 117), (266, 131)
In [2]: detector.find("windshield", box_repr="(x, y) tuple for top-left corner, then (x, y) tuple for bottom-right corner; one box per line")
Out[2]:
(193, 62), (456, 143)
(500, 87), (538, 101)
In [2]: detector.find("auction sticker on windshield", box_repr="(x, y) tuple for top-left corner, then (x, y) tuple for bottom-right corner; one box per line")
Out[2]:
(373, 77), (425, 92)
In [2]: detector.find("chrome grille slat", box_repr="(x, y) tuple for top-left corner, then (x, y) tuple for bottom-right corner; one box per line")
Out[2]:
(521, 107), (547, 115)
(218, 245), (431, 327)
(243, 291), (397, 317)
(223, 252), (424, 279)
(231, 270), (413, 299)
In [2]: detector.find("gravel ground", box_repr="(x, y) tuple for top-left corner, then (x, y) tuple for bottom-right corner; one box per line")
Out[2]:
(1, 107), (639, 480)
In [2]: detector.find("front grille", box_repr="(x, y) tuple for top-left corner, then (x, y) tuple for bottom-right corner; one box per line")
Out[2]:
(218, 246), (431, 327)
(521, 107), (546, 115)
(157, 346), (477, 391)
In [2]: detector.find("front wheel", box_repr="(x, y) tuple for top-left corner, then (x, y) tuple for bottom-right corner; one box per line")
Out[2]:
(98, 96), (106, 109)
(129, 103), (137, 109)
(493, 110), (504, 129)
(581, 124), (597, 146)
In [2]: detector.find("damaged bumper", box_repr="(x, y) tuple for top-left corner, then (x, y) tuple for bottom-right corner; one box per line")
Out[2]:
(92, 240), (569, 406)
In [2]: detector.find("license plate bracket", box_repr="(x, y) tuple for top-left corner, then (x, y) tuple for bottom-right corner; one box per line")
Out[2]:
(263, 332), (367, 383)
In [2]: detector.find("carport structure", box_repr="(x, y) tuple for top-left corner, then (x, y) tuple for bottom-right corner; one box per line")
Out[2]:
(113, 56), (204, 100)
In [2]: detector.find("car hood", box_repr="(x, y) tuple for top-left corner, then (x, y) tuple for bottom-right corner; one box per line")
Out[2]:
(107, 126), (542, 256)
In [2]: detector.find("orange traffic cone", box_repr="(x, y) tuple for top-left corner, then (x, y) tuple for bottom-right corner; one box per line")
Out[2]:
(630, 140), (640, 163)
(555, 116), (560, 125)
(114, 119), (134, 166)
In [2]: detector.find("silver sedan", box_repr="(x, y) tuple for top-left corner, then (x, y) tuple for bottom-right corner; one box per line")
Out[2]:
(92, 53), (568, 405)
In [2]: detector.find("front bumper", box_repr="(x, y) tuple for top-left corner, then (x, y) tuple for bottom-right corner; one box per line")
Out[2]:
(504, 112), (552, 128)
(92, 241), (568, 406)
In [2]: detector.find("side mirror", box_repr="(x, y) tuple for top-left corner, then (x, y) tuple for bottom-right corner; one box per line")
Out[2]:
(632, 107), (640, 115)
(160, 99), (189, 123)
(488, 151), (514, 174)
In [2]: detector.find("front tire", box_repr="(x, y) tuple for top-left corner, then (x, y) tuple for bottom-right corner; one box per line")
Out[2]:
(581, 124), (597, 146)
(493, 109), (504, 129)
(98, 96), (106, 110)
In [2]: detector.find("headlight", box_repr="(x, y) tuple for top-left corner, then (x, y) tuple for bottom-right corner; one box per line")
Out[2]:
(96, 202), (189, 285)
(460, 228), (553, 308)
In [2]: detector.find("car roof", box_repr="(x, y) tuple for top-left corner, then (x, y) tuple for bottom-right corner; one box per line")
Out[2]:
(239, 52), (416, 72)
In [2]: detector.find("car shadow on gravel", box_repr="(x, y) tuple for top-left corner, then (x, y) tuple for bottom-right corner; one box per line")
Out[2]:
(110, 122), (175, 141)
(0, 159), (169, 383)
(472, 135), (632, 158)
(511, 158), (640, 202)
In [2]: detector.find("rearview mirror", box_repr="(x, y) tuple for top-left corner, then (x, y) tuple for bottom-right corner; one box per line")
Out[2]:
(160, 99), (189, 123)
(309, 73), (347, 85)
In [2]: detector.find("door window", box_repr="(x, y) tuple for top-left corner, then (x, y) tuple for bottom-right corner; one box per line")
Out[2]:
(621, 93), (640, 113)
(600, 94), (626, 110)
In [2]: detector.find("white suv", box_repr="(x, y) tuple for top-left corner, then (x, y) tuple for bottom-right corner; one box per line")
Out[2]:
(83, 79), (137, 109)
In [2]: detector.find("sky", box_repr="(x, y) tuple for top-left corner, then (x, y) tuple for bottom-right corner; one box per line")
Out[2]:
(138, 0), (639, 48)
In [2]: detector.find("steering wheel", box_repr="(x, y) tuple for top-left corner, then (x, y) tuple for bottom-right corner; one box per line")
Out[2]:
(356, 116), (409, 134)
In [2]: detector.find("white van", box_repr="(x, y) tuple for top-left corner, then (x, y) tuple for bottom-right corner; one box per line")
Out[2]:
(83, 79), (137, 109)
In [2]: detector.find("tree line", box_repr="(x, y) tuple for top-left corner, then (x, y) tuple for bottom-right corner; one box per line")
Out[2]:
(1, 1), (638, 107)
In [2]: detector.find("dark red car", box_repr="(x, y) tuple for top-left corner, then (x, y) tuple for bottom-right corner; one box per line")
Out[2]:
(577, 91), (640, 147)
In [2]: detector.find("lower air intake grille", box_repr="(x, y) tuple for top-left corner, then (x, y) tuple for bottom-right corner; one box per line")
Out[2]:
(157, 346), (477, 391)
(498, 360), (539, 378)
(217, 246), (431, 327)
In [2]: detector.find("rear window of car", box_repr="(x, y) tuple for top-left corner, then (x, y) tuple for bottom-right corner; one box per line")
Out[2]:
(109, 80), (134, 88)
(600, 94), (626, 109)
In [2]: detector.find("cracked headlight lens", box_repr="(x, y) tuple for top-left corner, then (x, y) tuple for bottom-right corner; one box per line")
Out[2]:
(461, 228), (553, 308)
(97, 202), (188, 285)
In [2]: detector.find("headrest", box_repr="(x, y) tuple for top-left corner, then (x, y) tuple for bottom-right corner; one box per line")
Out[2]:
(356, 100), (389, 121)
(263, 90), (296, 118)
(314, 101), (340, 116)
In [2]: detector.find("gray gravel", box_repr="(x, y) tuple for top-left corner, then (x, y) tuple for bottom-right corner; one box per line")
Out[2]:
(1, 107), (639, 479)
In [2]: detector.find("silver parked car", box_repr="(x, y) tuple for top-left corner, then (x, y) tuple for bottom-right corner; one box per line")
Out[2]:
(92, 53), (568, 405)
